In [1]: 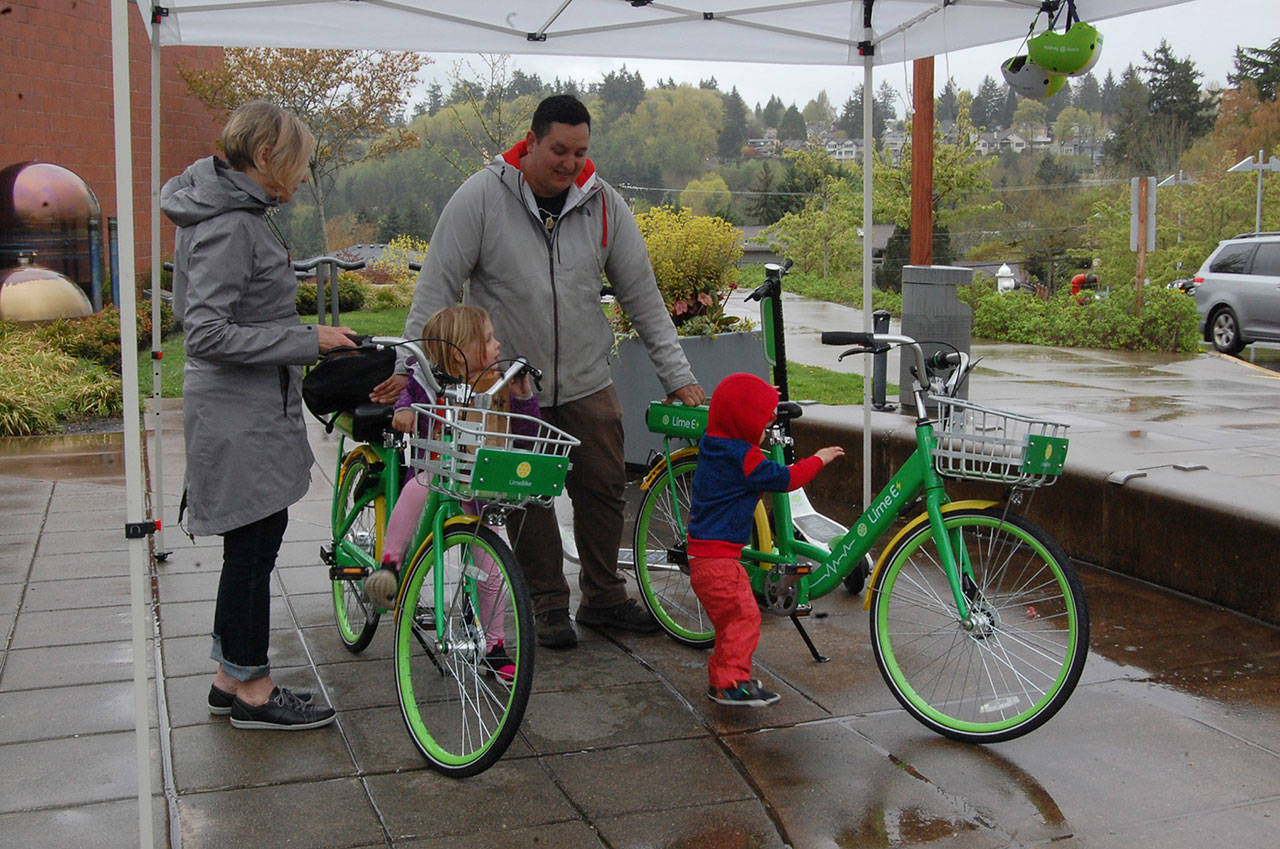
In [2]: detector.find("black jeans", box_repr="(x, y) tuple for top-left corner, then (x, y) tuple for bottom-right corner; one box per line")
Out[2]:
(210, 509), (288, 682)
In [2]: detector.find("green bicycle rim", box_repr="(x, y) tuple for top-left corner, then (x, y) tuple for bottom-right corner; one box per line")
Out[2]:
(874, 513), (1083, 737)
(635, 460), (715, 645)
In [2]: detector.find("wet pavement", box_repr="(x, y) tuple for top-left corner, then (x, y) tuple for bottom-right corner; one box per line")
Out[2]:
(3, 301), (1280, 848)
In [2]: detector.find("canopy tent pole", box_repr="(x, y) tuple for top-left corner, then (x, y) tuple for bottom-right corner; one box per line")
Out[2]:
(110, 1), (156, 846)
(151, 10), (170, 560)
(861, 0), (874, 509)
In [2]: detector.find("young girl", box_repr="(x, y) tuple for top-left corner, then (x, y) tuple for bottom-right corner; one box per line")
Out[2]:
(366, 305), (536, 681)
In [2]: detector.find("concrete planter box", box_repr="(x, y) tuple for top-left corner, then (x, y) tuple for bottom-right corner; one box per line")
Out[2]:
(610, 331), (768, 466)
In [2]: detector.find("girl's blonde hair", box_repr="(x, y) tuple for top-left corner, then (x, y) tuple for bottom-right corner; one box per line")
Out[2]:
(220, 101), (314, 197)
(423, 305), (491, 379)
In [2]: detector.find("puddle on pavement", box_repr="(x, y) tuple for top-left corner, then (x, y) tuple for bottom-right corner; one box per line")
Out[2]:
(0, 431), (126, 484)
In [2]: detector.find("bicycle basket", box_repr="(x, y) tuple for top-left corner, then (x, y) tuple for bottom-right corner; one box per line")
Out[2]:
(408, 402), (579, 507)
(930, 396), (1069, 487)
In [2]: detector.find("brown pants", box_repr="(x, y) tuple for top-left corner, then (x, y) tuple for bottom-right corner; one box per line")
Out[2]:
(512, 385), (629, 616)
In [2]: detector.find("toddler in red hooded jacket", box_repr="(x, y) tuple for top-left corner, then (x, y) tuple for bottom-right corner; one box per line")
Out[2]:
(687, 373), (844, 706)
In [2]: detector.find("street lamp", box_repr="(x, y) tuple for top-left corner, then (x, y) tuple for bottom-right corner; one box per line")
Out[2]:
(1157, 170), (1195, 244)
(1227, 150), (1280, 234)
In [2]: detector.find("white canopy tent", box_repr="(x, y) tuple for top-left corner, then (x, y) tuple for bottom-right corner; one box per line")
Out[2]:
(107, 1), (1186, 844)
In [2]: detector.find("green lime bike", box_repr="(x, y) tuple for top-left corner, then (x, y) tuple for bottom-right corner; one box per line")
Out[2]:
(322, 340), (577, 776)
(631, 264), (1088, 743)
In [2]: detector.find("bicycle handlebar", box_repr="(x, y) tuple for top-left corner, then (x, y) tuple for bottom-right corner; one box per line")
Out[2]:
(821, 331), (972, 402)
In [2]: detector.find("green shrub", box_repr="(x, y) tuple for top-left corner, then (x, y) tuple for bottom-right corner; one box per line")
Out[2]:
(18, 305), (168, 373)
(958, 276), (1199, 352)
(297, 275), (366, 314)
(628, 206), (750, 337)
(0, 335), (122, 435)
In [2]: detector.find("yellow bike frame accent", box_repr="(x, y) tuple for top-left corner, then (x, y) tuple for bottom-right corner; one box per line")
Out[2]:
(639, 445), (700, 490)
(862, 500), (998, 610)
(339, 444), (389, 564)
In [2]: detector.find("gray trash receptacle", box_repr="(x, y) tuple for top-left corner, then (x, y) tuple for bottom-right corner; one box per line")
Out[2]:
(899, 265), (973, 412)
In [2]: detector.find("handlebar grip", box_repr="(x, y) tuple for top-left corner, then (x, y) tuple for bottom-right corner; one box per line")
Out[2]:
(821, 331), (875, 346)
(927, 351), (964, 368)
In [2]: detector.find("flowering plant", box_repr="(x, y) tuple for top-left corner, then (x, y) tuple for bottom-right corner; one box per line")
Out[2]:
(612, 206), (752, 338)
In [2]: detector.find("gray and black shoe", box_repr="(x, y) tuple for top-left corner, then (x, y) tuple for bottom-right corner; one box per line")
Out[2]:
(229, 687), (336, 730)
(209, 683), (312, 716)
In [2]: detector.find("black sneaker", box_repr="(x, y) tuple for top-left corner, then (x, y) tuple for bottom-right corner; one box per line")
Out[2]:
(707, 679), (781, 707)
(535, 609), (578, 648)
(575, 598), (659, 634)
(229, 687), (336, 730)
(208, 683), (313, 716)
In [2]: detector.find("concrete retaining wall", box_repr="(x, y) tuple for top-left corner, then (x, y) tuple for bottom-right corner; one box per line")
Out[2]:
(792, 406), (1280, 627)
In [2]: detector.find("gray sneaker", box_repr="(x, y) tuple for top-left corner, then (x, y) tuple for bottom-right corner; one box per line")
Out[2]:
(575, 598), (659, 633)
(230, 687), (336, 730)
(535, 609), (578, 648)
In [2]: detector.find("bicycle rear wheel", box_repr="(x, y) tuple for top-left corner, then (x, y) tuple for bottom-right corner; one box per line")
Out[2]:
(633, 458), (715, 647)
(870, 507), (1088, 743)
(394, 523), (533, 777)
(331, 449), (384, 653)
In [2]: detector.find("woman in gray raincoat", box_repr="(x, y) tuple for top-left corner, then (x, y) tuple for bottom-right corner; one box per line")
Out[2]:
(162, 101), (353, 731)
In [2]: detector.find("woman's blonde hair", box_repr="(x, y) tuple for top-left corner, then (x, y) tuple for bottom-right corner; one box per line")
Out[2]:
(220, 101), (314, 196)
(423, 305), (491, 379)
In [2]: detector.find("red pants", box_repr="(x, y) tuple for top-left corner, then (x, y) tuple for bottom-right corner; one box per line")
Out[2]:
(689, 555), (762, 689)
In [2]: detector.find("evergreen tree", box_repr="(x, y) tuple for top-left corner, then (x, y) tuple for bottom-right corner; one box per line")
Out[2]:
(1044, 78), (1073, 125)
(836, 85), (891, 144)
(777, 104), (808, 141)
(1229, 37), (1280, 101)
(718, 87), (750, 160)
(1073, 72), (1103, 114)
(936, 78), (960, 124)
(762, 95), (784, 129)
(1101, 69), (1121, 117)
(593, 65), (645, 120)
(972, 76), (1003, 130)
(1142, 40), (1214, 138)
(698, 76), (719, 90)
(999, 85), (1019, 128)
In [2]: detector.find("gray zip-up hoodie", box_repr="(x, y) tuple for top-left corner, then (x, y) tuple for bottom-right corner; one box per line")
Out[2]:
(162, 156), (319, 536)
(406, 141), (694, 407)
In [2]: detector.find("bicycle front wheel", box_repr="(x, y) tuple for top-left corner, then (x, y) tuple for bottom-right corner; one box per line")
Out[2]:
(395, 523), (533, 777)
(871, 507), (1088, 743)
(633, 458), (715, 647)
(331, 449), (384, 653)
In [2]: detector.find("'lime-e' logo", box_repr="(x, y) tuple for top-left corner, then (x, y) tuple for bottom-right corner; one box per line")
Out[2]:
(516, 461), (532, 479)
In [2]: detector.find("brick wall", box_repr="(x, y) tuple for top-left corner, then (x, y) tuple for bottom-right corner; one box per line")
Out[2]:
(0, 0), (224, 278)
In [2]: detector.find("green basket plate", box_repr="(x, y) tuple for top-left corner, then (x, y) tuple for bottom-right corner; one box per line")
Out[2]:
(1022, 434), (1069, 476)
(470, 449), (570, 498)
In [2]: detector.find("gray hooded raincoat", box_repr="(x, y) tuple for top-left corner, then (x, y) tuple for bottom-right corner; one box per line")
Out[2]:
(161, 156), (319, 536)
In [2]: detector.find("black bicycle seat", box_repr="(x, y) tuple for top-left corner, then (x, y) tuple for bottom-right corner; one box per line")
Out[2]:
(775, 401), (803, 423)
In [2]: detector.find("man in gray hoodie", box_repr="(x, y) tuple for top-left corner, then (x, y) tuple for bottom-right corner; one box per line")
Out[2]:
(392, 95), (704, 648)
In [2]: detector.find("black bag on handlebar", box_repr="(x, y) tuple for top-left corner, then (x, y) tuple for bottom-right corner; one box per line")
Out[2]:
(302, 345), (396, 417)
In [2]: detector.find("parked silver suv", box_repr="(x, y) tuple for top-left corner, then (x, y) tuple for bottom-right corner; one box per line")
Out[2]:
(1192, 232), (1280, 354)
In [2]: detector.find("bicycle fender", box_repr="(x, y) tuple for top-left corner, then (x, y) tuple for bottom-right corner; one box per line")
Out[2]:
(752, 499), (773, 556)
(397, 514), (484, 609)
(340, 444), (383, 475)
(862, 500), (999, 610)
(639, 445), (700, 490)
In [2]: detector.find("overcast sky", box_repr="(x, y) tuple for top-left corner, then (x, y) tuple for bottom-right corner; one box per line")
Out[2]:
(416, 0), (1274, 118)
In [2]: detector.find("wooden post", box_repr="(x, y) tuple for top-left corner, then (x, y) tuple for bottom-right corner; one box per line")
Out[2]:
(911, 58), (935, 266)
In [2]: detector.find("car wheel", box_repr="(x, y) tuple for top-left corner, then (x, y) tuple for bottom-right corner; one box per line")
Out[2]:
(1210, 307), (1245, 355)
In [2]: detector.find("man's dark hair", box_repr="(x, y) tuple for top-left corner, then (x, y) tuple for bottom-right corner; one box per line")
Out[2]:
(531, 95), (591, 138)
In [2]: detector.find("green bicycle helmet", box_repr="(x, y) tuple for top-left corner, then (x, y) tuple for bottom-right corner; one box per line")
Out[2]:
(1001, 54), (1067, 100)
(1028, 21), (1102, 76)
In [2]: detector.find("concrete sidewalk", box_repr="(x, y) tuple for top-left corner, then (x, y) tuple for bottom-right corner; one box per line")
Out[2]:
(3, 317), (1280, 848)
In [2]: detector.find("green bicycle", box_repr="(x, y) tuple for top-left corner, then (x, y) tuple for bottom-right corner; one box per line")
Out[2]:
(632, 265), (1088, 743)
(322, 340), (577, 776)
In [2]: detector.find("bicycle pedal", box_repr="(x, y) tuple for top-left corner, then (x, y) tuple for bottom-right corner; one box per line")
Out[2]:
(794, 603), (813, 616)
(328, 565), (368, 581)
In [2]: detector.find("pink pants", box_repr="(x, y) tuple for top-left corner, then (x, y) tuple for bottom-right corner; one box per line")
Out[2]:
(384, 473), (506, 651)
(689, 555), (762, 689)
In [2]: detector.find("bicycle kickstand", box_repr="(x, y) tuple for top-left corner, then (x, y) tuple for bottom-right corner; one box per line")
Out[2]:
(789, 614), (829, 663)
